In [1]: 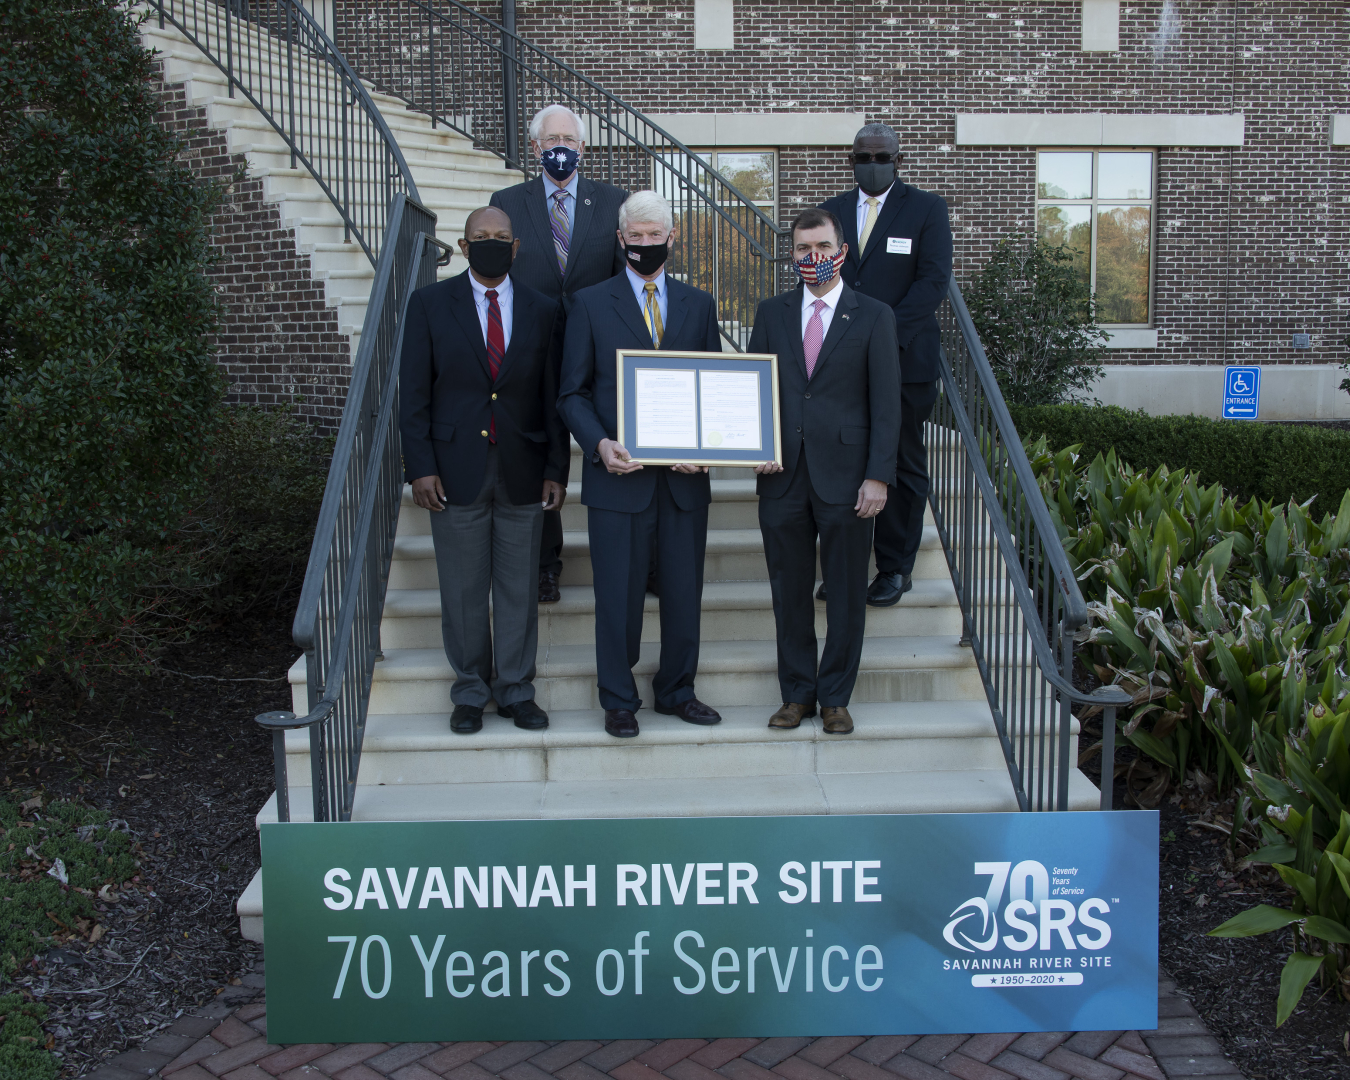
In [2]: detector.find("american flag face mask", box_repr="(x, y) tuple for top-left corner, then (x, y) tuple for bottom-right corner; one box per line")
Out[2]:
(794, 247), (847, 286)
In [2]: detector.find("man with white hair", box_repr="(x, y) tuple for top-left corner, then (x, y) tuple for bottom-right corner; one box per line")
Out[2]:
(491, 104), (629, 605)
(558, 191), (723, 739)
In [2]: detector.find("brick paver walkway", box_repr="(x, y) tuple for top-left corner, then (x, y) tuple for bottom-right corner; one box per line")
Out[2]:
(87, 968), (1245, 1080)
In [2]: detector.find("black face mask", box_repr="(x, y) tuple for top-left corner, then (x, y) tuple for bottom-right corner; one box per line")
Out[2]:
(623, 241), (668, 277)
(854, 161), (897, 196)
(466, 238), (514, 279)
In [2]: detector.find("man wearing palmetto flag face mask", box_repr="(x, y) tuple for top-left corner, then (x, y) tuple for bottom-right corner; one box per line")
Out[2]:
(491, 104), (630, 606)
(398, 207), (570, 736)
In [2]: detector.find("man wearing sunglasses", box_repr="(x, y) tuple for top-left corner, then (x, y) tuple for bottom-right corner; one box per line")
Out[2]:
(491, 104), (629, 606)
(817, 122), (952, 609)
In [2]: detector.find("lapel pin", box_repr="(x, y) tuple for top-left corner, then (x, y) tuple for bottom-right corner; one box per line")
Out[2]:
(841, 313), (850, 320)
(584, 198), (592, 205)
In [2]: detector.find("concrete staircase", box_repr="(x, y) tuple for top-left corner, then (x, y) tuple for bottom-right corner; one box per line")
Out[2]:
(259, 444), (1100, 830)
(140, 5), (519, 357)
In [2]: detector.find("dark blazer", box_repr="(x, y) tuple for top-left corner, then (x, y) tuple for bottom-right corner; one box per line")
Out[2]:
(748, 284), (901, 506)
(557, 273), (722, 514)
(489, 175), (628, 310)
(819, 183), (953, 383)
(399, 271), (570, 507)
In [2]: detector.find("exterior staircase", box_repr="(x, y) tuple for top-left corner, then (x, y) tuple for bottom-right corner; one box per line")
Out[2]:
(140, 9), (518, 358)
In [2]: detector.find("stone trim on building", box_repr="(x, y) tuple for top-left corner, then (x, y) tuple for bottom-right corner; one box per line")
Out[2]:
(955, 113), (1246, 147)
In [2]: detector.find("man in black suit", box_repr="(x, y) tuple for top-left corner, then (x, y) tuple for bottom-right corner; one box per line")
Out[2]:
(749, 208), (901, 735)
(818, 122), (952, 608)
(557, 190), (724, 739)
(490, 103), (630, 606)
(399, 206), (570, 735)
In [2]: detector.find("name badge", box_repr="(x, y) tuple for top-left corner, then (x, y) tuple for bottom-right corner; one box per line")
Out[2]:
(887, 236), (913, 255)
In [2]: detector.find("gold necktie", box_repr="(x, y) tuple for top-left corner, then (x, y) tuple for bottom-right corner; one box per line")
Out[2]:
(643, 281), (664, 347)
(858, 196), (880, 252)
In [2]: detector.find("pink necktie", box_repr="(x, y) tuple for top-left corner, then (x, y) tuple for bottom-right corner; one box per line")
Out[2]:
(803, 298), (827, 379)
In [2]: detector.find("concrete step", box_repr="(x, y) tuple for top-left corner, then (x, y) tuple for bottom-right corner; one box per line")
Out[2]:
(380, 577), (963, 649)
(288, 634), (986, 716)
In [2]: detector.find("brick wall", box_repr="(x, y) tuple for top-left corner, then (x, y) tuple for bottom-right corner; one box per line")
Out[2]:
(152, 65), (352, 430)
(338, 0), (1347, 370)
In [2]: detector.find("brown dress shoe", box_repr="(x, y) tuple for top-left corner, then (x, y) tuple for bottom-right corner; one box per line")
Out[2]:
(821, 705), (854, 734)
(538, 569), (561, 604)
(769, 702), (816, 729)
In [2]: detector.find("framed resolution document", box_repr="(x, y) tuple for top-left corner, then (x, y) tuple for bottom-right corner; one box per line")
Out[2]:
(615, 350), (782, 467)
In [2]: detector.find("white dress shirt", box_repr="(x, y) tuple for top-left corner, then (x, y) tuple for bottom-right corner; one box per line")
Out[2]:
(801, 275), (844, 339)
(856, 181), (896, 244)
(469, 271), (513, 352)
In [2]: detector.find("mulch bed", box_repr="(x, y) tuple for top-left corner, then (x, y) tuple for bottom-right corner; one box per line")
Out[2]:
(4, 608), (291, 1077)
(6, 615), (1350, 1078)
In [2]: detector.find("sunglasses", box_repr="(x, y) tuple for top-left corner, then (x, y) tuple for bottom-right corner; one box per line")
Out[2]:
(851, 152), (898, 164)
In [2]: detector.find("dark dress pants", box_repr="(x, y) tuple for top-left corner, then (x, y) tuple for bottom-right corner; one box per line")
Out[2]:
(538, 508), (564, 575)
(758, 452), (873, 707)
(873, 378), (940, 577)
(587, 469), (708, 713)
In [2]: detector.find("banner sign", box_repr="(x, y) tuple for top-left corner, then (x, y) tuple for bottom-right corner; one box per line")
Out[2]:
(260, 812), (1158, 1042)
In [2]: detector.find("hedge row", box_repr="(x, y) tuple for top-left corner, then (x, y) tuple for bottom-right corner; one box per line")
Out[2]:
(1009, 404), (1350, 513)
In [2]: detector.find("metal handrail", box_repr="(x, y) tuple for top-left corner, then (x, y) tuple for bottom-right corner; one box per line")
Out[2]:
(932, 281), (1131, 810)
(145, 0), (419, 264)
(331, 0), (788, 347)
(256, 194), (440, 822)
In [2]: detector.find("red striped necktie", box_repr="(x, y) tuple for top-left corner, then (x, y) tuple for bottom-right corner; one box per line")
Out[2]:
(485, 288), (504, 443)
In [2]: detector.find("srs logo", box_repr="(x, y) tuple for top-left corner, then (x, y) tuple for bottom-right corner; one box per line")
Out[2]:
(942, 862), (1112, 953)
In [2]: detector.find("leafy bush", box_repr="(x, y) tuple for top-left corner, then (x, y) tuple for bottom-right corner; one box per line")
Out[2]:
(1012, 403), (1350, 514)
(0, 795), (138, 978)
(0, 0), (225, 706)
(963, 233), (1108, 407)
(0, 994), (55, 1080)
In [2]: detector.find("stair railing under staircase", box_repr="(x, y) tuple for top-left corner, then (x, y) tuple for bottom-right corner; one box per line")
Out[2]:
(147, 0), (418, 263)
(331, 0), (786, 348)
(932, 283), (1132, 810)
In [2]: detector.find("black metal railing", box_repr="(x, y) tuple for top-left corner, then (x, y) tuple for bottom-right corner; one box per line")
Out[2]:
(256, 194), (441, 821)
(146, 0), (418, 263)
(932, 282), (1132, 810)
(332, 0), (786, 346)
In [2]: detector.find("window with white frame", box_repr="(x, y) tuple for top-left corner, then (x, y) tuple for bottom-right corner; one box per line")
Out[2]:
(1035, 150), (1154, 325)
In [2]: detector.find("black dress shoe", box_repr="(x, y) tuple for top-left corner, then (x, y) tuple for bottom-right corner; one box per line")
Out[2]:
(604, 709), (639, 738)
(497, 699), (549, 730)
(538, 569), (561, 604)
(450, 704), (483, 734)
(815, 581), (827, 601)
(655, 698), (722, 725)
(866, 571), (912, 607)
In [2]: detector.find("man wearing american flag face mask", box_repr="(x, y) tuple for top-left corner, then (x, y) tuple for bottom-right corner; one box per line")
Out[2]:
(745, 208), (901, 736)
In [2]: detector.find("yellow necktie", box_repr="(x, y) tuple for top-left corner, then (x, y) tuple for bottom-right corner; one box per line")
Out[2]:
(643, 282), (664, 347)
(859, 196), (880, 252)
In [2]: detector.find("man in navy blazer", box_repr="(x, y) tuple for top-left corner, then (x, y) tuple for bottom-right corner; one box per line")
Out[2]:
(490, 104), (629, 606)
(819, 122), (952, 609)
(399, 207), (569, 736)
(749, 208), (901, 735)
(557, 190), (723, 739)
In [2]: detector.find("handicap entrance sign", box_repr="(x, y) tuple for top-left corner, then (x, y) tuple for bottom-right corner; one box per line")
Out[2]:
(1222, 366), (1261, 419)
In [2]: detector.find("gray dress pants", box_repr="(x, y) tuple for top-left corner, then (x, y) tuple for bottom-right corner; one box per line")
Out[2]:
(428, 447), (544, 709)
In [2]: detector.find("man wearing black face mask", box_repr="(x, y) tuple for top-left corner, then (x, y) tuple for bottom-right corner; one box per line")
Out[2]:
(399, 206), (570, 735)
(557, 191), (724, 740)
(818, 122), (953, 610)
(491, 104), (630, 606)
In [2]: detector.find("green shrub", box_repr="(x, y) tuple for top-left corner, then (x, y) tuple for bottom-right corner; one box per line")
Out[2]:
(1011, 403), (1350, 513)
(0, 994), (55, 1080)
(963, 233), (1108, 406)
(0, 0), (225, 706)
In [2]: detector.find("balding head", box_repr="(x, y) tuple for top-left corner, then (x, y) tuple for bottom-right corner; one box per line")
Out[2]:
(464, 206), (513, 241)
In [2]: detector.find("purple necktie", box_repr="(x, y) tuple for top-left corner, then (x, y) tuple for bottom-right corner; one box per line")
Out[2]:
(803, 298), (827, 379)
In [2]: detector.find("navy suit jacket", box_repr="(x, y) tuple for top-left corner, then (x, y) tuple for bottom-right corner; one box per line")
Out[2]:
(489, 175), (628, 311)
(557, 273), (722, 514)
(399, 271), (569, 506)
(748, 284), (901, 506)
(819, 183), (953, 383)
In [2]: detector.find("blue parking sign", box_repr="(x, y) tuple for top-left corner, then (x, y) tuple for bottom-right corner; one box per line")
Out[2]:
(1222, 366), (1260, 419)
